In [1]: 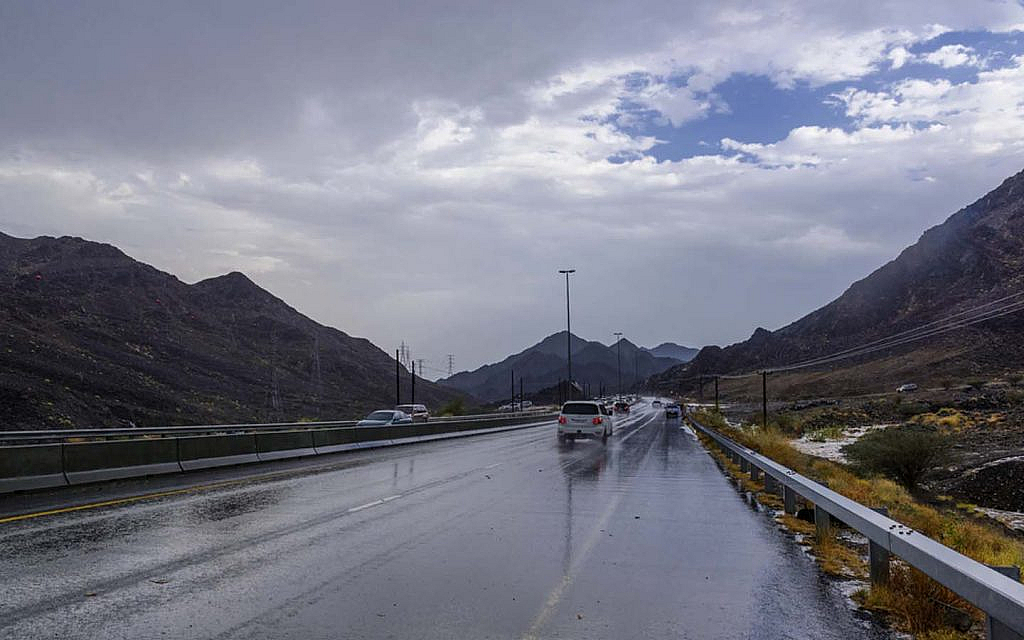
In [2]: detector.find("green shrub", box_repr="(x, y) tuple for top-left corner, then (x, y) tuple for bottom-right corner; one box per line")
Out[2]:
(965, 378), (987, 390)
(843, 425), (949, 491)
(770, 412), (801, 435)
(807, 425), (844, 442)
(438, 398), (466, 416)
(694, 409), (728, 430)
(897, 401), (930, 418)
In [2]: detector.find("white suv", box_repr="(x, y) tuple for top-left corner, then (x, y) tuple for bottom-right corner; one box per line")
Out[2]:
(395, 404), (429, 422)
(557, 401), (613, 444)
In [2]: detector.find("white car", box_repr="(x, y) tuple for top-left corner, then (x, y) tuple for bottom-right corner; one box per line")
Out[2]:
(395, 403), (429, 422)
(557, 401), (613, 444)
(896, 383), (918, 393)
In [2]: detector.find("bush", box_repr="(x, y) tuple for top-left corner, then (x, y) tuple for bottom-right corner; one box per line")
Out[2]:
(897, 401), (930, 418)
(694, 409), (728, 430)
(438, 398), (466, 416)
(807, 425), (844, 442)
(843, 425), (949, 491)
(770, 412), (801, 435)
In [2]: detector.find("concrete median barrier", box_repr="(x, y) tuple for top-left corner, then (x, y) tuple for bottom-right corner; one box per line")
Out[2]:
(355, 426), (399, 444)
(64, 438), (182, 484)
(255, 430), (316, 461)
(312, 427), (361, 454)
(0, 444), (67, 493)
(178, 433), (259, 470)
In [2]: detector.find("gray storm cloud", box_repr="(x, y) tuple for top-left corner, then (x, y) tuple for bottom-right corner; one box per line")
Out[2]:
(2, 1), (1024, 372)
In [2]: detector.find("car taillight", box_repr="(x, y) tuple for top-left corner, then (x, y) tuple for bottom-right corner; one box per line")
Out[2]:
(592, 416), (602, 425)
(558, 416), (567, 424)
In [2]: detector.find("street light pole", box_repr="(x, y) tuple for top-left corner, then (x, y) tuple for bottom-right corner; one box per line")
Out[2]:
(559, 269), (575, 400)
(613, 332), (623, 400)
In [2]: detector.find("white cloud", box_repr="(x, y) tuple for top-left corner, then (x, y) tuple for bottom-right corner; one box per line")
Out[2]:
(920, 44), (981, 68)
(889, 46), (912, 69)
(3, 1), (1024, 368)
(836, 56), (1024, 154)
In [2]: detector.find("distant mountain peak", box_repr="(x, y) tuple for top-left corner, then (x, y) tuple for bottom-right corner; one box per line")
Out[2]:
(442, 331), (684, 401)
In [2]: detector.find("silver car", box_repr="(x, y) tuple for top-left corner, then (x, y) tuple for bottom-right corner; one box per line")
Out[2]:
(358, 410), (413, 426)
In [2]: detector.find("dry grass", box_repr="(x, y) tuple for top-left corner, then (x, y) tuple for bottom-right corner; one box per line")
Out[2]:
(855, 564), (976, 635)
(690, 409), (1024, 638)
(815, 536), (868, 578)
(916, 631), (972, 640)
(778, 513), (816, 536)
(913, 408), (969, 432)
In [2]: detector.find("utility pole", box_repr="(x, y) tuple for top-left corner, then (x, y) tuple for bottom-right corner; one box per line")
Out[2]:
(559, 269), (575, 399)
(411, 359), (416, 403)
(511, 368), (515, 411)
(762, 371), (769, 429)
(520, 377), (524, 408)
(714, 376), (720, 412)
(698, 374), (704, 404)
(395, 349), (401, 406)
(614, 332), (623, 399)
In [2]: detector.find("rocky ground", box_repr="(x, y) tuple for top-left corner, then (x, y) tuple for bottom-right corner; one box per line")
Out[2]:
(716, 381), (1024, 522)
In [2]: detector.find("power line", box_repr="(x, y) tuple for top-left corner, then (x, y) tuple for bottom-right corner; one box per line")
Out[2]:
(770, 296), (1024, 373)
(770, 290), (1024, 373)
(669, 289), (1024, 385)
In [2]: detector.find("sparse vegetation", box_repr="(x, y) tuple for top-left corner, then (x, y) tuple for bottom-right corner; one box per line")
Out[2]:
(913, 408), (968, 431)
(843, 424), (949, 491)
(807, 425), (844, 442)
(438, 397), (466, 416)
(897, 401), (931, 418)
(690, 412), (1024, 639)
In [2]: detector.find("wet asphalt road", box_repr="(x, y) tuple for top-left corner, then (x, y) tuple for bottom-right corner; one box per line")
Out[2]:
(0, 403), (888, 639)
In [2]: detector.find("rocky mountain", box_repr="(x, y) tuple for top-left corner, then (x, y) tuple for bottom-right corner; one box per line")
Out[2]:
(644, 342), (698, 362)
(0, 233), (461, 429)
(440, 331), (680, 402)
(654, 167), (1024, 390)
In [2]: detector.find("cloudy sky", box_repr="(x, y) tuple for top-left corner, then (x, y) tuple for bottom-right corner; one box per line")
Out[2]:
(3, 1), (1024, 377)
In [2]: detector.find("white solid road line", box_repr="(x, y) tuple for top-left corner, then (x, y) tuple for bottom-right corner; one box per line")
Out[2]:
(348, 494), (403, 513)
(347, 500), (384, 513)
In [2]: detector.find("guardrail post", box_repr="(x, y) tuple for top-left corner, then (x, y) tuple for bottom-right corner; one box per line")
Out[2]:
(814, 504), (831, 539)
(987, 566), (1023, 640)
(764, 473), (776, 493)
(740, 458), (749, 473)
(750, 465), (762, 482)
(870, 507), (890, 586)
(783, 485), (797, 515)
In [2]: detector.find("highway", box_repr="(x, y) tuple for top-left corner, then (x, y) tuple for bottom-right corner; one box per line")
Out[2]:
(0, 403), (887, 639)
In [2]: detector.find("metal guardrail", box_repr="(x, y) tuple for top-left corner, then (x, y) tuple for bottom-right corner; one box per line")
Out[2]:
(0, 410), (555, 444)
(688, 415), (1024, 639)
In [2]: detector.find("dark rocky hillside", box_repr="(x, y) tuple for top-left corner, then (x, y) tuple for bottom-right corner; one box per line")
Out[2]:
(654, 167), (1024, 390)
(442, 331), (679, 402)
(0, 233), (461, 429)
